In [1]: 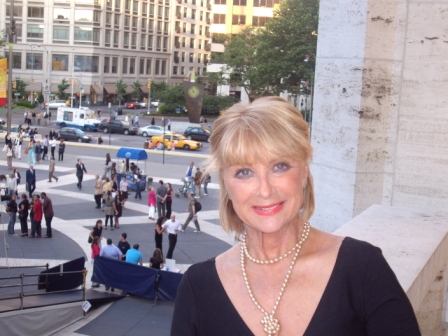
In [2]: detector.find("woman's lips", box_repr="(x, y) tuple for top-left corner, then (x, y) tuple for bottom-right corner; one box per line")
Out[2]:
(252, 202), (284, 216)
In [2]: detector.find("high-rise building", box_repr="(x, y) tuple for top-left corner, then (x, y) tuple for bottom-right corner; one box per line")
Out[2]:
(0, 0), (211, 105)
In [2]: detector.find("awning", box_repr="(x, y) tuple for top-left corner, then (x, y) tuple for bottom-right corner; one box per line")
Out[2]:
(26, 83), (42, 92)
(140, 86), (149, 93)
(50, 84), (91, 94)
(103, 84), (117, 94)
(116, 148), (148, 160)
(125, 86), (134, 94)
(91, 85), (102, 93)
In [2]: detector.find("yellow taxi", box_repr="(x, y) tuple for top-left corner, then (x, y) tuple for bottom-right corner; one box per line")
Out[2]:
(151, 133), (202, 151)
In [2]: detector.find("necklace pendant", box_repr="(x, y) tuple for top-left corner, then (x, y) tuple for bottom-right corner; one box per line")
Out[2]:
(261, 314), (280, 336)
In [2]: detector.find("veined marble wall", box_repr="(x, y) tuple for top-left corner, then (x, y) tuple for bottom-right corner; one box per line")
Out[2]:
(312, 0), (448, 231)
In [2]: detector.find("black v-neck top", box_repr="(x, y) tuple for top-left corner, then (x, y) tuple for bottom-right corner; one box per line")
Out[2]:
(171, 237), (420, 336)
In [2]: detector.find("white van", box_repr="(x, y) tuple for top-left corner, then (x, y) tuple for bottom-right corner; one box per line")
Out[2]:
(56, 107), (100, 132)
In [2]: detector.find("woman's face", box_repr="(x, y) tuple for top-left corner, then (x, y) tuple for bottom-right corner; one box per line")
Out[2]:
(223, 159), (308, 235)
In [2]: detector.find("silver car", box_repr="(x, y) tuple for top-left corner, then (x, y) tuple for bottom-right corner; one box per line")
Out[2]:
(138, 125), (172, 137)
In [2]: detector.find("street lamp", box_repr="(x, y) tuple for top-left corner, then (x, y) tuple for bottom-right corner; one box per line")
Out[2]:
(29, 43), (50, 123)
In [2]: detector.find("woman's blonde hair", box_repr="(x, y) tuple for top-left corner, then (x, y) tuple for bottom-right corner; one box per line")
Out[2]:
(205, 96), (314, 234)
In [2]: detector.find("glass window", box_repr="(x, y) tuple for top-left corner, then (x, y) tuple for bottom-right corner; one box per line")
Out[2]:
(164, 22), (169, 33)
(7, 52), (22, 69)
(74, 27), (100, 43)
(163, 37), (168, 50)
(164, 6), (169, 20)
(156, 36), (161, 50)
(181, 66), (185, 75)
(52, 54), (69, 71)
(149, 19), (154, 31)
(139, 58), (145, 74)
(114, 31), (119, 45)
(198, 53), (201, 63)
(75, 10), (101, 22)
(189, 53), (194, 62)
(104, 56), (110, 73)
(233, 0), (246, 5)
(28, 24), (44, 39)
(26, 53), (43, 70)
(191, 24), (195, 34)
(190, 39), (195, 48)
(28, 7), (44, 18)
(131, 33), (137, 47)
(74, 55), (99, 73)
(53, 26), (70, 40)
(192, 9), (196, 20)
(106, 13), (112, 24)
(213, 14), (225, 24)
(142, 3), (148, 15)
(125, 15), (130, 27)
(161, 60), (166, 75)
(54, 8), (70, 20)
(105, 30), (111, 43)
(155, 60), (160, 75)
(112, 57), (118, 73)
(142, 18), (147, 30)
(115, 0), (121, 9)
(140, 34), (146, 48)
(132, 16), (138, 28)
(115, 14), (121, 26)
(123, 58), (128, 74)
(157, 21), (162, 32)
(232, 15), (246, 25)
(149, 4), (155, 17)
(158, 6), (163, 19)
(125, 0), (131, 10)
(173, 66), (178, 75)
(133, 0), (139, 13)
(130, 58), (135, 74)
(146, 59), (152, 75)
(148, 35), (153, 49)
(252, 16), (271, 26)
(214, 0), (226, 4)
(124, 32), (130, 46)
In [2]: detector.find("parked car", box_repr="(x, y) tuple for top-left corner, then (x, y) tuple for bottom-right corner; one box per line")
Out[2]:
(150, 101), (160, 107)
(48, 100), (67, 109)
(98, 118), (137, 135)
(151, 133), (202, 151)
(0, 118), (5, 125)
(138, 125), (172, 137)
(139, 101), (147, 108)
(58, 127), (92, 143)
(125, 102), (140, 109)
(183, 127), (211, 142)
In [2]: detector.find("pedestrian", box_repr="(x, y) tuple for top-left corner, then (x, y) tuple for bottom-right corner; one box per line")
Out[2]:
(99, 238), (122, 292)
(27, 111), (32, 127)
(14, 131), (23, 160)
(91, 236), (101, 288)
(118, 232), (130, 261)
(111, 162), (117, 178)
(43, 110), (48, 126)
(58, 139), (65, 161)
(103, 190), (115, 230)
(151, 117), (155, 125)
(154, 217), (165, 252)
(42, 135), (49, 160)
(194, 167), (203, 198)
(148, 186), (156, 220)
(48, 157), (58, 182)
(101, 153), (112, 179)
(6, 143), (14, 169)
(7, 194), (18, 235)
(156, 180), (167, 218)
(102, 177), (112, 210)
(97, 108), (101, 118)
(26, 165), (36, 199)
(24, 110), (28, 124)
(37, 112), (42, 125)
(113, 190), (122, 228)
(119, 176), (128, 207)
(14, 168), (21, 191)
(50, 137), (57, 159)
(181, 193), (201, 233)
(49, 128), (57, 140)
(32, 111), (36, 125)
(18, 193), (29, 237)
(125, 244), (143, 265)
(133, 114), (139, 127)
(149, 248), (164, 269)
(131, 114), (134, 125)
(203, 173), (211, 196)
(133, 170), (142, 200)
(167, 119), (172, 131)
(185, 161), (196, 194)
(75, 158), (87, 190)
(35, 141), (42, 164)
(41, 192), (54, 238)
(165, 182), (173, 219)
(26, 140), (36, 165)
(30, 194), (42, 238)
(7, 173), (17, 196)
(97, 134), (103, 144)
(89, 219), (103, 243)
(94, 175), (103, 209)
(162, 214), (182, 259)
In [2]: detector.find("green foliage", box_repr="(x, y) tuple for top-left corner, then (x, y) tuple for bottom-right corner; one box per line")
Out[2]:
(207, 71), (227, 94)
(150, 82), (169, 102)
(116, 80), (127, 105)
(157, 85), (186, 113)
(57, 79), (70, 100)
(14, 77), (27, 98)
(202, 95), (238, 114)
(37, 93), (44, 104)
(16, 101), (36, 109)
(131, 81), (142, 99)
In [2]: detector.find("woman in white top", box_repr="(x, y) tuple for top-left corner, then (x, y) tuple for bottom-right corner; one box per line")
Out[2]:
(7, 173), (17, 196)
(49, 137), (57, 160)
(6, 143), (14, 170)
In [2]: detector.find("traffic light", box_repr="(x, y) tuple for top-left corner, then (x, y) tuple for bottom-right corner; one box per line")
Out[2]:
(12, 81), (16, 89)
(147, 78), (152, 89)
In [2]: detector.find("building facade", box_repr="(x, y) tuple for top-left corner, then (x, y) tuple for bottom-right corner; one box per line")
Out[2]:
(0, 0), (210, 106)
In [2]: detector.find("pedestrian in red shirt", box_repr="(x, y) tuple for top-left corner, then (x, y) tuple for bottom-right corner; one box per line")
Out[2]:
(33, 194), (43, 238)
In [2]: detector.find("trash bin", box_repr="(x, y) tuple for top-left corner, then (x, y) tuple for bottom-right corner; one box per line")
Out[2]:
(147, 177), (153, 190)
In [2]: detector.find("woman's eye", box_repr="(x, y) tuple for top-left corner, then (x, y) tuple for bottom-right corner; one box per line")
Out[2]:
(272, 162), (290, 172)
(235, 168), (252, 178)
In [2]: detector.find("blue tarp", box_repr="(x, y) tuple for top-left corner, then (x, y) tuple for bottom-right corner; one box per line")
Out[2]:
(116, 148), (148, 161)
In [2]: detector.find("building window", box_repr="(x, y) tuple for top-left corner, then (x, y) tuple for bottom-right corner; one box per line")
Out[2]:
(139, 58), (145, 74)
(130, 58), (135, 74)
(104, 56), (110, 73)
(54, 8), (70, 20)
(131, 33), (137, 47)
(125, 0), (131, 11)
(74, 55), (99, 73)
(155, 60), (160, 75)
(125, 15), (131, 27)
(156, 36), (162, 50)
(189, 53), (194, 62)
(142, 18), (147, 30)
(181, 66), (185, 75)
(164, 22), (169, 33)
(52, 54), (68, 71)
(182, 37), (186, 48)
(214, 0), (226, 4)
(105, 30), (111, 44)
(114, 31), (120, 45)
(192, 9), (196, 20)
(74, 27), (100, 43)
(27, 24), (44, 39)
(106, 13), (112, 25)
(28, 7), (44, 18)
(163, 37), (168, 51)
(10, 52), (22, 69)
(198, 53), (201, 63)
(142, 3), (148, 15)
(183, 7), (187, 18)
(233, 0), (247, 5)
(213, 14), (225, 24)
(26, 53), (43, 70)
(149, 4), (155, 17)
(232, 15), (246, 25)
(157, 21), (163, 32)
(140, 34), (146, 49)
(191, 24), (196, 34)
(173, 66), (178, 75)
(199, 26), (203, 35)
(115, 0), (121, 10)
(53, 26), (70, 41)
(123, 58), (128, 74)
(149, 19), (154, 31)
(200, 11), (204, 21)
(190, 39), (195, 48)
(161, 60), (166, 75)
(112, 57), (118, 73)
(164, 6), (169, 20)
(132, 16), (138, 28)
(181, 52), (185, 62)
(254, 0), (274, 7)
(253, 16), (271, 26)
(133, 0), (139, 13)
(74, 9), (101, 23)
(115, 14), (121, 26)
(158, 6), (163, 19)
(124, 32), (130, 47)
(146, 59), (152, 75)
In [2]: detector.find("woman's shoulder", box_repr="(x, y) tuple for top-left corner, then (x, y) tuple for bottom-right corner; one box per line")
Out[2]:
(184, 259), (217, 284)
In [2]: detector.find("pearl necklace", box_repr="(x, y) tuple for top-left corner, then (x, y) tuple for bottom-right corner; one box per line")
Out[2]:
(240, 222), (311, 336)
(241, 222), (310, 264)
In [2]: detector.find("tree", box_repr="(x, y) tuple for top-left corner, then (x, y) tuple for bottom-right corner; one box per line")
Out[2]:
(150, 81), (169, 102)
(116, 80), (127, 106)
(257, 0), (319, 98)
(57, 79), (70, 100)
(158, 85), (186, 113)
(202, 95), (238, 114)
(131, 81), (142, 100)
(14, 77), (27, 98)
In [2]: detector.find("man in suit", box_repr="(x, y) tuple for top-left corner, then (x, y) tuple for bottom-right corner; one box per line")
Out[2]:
(76, 158), (87, 190)
(48, 158), (58, 182)
(49, 128), (57, 141)
(26, 165), (36, 198)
